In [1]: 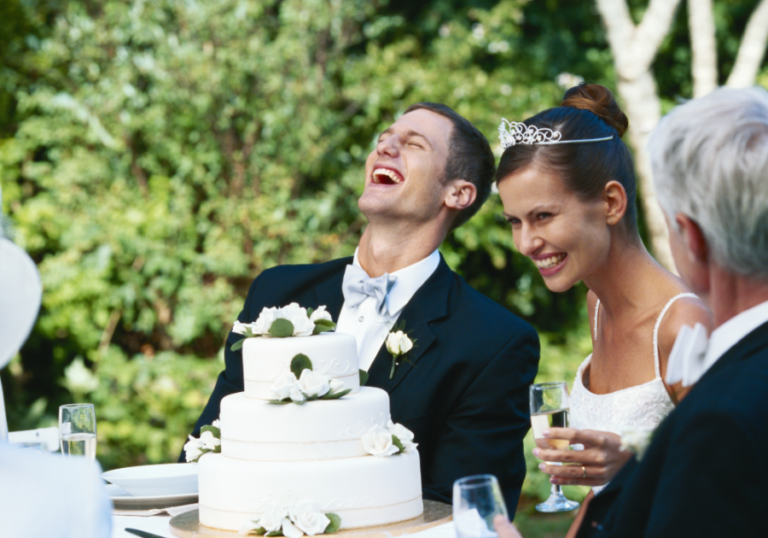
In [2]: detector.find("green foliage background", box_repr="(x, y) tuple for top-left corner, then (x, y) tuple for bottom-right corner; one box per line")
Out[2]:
(1, 0), (765, 534)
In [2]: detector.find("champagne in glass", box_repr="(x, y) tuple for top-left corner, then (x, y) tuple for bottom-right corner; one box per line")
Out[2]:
(59, 403), (97, 459)
(453, 475), (508, 538)
(529, 382), (579, 512)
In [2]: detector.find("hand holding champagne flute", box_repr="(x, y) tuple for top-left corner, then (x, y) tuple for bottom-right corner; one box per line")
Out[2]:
(59, 403), (97, 459)
(529, 382), (579, 512)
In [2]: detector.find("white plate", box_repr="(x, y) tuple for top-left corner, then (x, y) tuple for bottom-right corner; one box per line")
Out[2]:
(107, 483), (198, 509)
(103, 462), (198, 497)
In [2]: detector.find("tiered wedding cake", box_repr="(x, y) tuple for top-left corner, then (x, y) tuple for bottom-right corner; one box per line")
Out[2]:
(192, 304), (424, 534)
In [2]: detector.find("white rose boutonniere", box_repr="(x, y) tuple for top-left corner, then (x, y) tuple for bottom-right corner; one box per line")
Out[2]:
(385, 322), (416, 380)
(362, 425), (400, 457)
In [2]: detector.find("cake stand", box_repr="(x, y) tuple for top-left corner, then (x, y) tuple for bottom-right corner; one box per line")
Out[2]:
(169, 500), (452, 538)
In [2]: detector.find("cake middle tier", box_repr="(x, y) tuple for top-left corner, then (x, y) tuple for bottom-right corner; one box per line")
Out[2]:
(220, 387), (391, 461)
(243, 332), (360, 399)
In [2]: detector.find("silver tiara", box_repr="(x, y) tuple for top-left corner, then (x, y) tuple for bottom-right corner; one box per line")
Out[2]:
(498, 118), (613, 149)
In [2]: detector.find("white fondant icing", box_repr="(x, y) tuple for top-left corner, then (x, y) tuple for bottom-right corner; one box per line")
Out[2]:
(220, 388), (391, 461)
(198, 450), (423, 531)
(243, 333), (360, 399)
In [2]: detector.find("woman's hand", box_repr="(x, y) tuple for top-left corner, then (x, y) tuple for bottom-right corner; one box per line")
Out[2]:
(533, 427), (632, 487)
(493, 515), (523, 538)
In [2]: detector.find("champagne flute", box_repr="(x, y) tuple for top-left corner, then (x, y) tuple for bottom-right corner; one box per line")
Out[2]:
(529, 382), (579, 512)
(59, 403), (97, 459)
(453, 475), (508, 538)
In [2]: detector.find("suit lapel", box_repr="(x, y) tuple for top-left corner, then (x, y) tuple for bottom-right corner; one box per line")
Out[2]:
(313, 257), (351, 321)
(367, 256), (453, 394)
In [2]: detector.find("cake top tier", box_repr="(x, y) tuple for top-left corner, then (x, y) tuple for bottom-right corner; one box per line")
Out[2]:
(242, 332), (360, 400)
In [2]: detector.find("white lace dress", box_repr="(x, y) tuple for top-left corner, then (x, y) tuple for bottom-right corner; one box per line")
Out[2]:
(569, 293), (696, 493)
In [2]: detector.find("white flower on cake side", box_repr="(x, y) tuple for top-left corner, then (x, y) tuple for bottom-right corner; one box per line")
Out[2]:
(362, 421), (418, 457)
(240, 501), (341, 537)
(184, 419), (222, 463)
(269, 354), (351, 405)
(231, 303), (337, 351)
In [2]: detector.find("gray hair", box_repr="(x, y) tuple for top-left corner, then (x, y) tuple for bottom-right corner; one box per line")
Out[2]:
(648, 87), (768, 278)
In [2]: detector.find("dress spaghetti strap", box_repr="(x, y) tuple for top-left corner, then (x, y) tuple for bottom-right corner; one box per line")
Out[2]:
(652, 293), (698, 378)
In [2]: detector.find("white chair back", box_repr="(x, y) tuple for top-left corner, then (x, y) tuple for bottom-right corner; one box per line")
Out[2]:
(8, 426), (60, 451)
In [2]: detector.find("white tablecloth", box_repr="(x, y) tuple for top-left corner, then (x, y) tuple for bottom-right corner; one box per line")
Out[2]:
(111, 516), (456, 538)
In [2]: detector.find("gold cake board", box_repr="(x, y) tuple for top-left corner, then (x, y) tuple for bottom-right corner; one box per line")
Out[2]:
(169, 500), (452, 538)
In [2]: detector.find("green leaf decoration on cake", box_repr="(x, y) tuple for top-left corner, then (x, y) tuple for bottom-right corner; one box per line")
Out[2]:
(359, 369), (369, 386)
(265, 532), (282, 537)
(253, 528), (267, 536)
(231, 338), (245, 351)
(392, 434), (405, 454)
(269, 318), (295, 338)
(290, 354), (313, 377)
(320, 388), (352, 400)
(201, 424), (221, 438)
(324, 513), (342, 534)
(312, 319), (336, 335)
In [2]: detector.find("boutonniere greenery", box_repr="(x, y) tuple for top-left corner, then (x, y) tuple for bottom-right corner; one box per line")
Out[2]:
(268, 354), (352, 405)
(184, 420), (221, 463)
(231, 304), (336, 351)
(385, 321), (416, 380)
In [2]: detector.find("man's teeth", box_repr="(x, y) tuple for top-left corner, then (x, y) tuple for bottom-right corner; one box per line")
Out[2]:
(373, 168), (403, 184)
(534, 254), (566, 269)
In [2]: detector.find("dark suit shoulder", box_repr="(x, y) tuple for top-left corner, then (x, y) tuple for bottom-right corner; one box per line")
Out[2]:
(255, 257), (351, 286)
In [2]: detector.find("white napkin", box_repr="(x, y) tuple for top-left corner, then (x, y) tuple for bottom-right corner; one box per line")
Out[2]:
(665, 323), (713, 387)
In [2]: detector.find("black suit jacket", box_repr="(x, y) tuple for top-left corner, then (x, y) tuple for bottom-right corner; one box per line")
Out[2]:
(577, 319), (768, 537)
(185, 255), (540, 514)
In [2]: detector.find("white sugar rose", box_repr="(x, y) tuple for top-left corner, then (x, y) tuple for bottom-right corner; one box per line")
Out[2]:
(388, 421), (417, 452)
(329, 378), (346, 394)
(183, 435), (204, 463)
(298, 369), (331, 398)
(309, 305), (333, 323)
(271, 372), (299, 400)
(212, 419), (221, 429)
(289, 501), (331, 536)
(200, 430), (221, 451)
(362, 425), (399, 457)
(281, 518), (304, 538)
(290, 386), (307, 404)
(232, 320), (249, 335)
(280, 303), (315, 337)
(257, 503), (288, 533)
(386, 331), (413, 355)
(252, 306), (279, 335)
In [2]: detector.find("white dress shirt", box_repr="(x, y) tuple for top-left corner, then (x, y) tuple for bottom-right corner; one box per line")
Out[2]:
(704, 298), (768, 366)
(336, 249), (440, 371)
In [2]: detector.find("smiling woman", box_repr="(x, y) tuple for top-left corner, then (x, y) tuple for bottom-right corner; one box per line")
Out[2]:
(495, 84), (712, 531)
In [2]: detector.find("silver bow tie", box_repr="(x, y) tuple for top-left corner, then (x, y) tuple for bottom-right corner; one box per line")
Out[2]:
(342, 264), (397, 316)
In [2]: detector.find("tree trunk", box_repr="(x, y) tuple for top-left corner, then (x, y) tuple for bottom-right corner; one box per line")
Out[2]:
(688, 0), (718, 97)
(727, 0), (768, 88)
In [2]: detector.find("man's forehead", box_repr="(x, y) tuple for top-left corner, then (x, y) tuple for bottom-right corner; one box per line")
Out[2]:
(385, 109), (453, 145)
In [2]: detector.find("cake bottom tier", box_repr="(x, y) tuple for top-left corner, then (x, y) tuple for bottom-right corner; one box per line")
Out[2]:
(198, 451), (423, 532)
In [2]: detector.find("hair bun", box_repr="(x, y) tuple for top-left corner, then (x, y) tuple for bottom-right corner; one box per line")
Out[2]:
(561, 84), (628, 138)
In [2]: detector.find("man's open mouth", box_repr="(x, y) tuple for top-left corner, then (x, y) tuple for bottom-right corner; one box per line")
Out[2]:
(372, 167), (404, 185)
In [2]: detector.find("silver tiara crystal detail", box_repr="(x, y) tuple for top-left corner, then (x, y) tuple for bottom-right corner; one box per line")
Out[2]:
(498, 118), (613, 149)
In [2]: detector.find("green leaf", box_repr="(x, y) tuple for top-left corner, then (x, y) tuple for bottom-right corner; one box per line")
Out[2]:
(266, 531), (283, 537)
(254, 527), (267, 536)
(320, 388), (352, 400)
(201, 425), (221, 438)
(290, 353), (313, 377)
(244, 327), (255, 338)
(214, 445), (221, 453)
(231, 338), (245, 351)
(268, 399), (293, 405)
(306, 307), (314, 318)
(269, 318), (295, 338)
(325, 513), (342, 534)
(359, 369), (369, 386)
(312, 319), (337, 335)
(392, 434), (405, 454)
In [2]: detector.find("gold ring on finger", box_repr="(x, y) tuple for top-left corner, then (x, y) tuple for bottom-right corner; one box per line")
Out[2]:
(581, 465), (587, 478)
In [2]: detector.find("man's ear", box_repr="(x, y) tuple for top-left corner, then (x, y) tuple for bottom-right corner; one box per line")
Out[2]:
(444, 179), (477, 211)
(676, 214), (708, 263)
(604, 181), (628, 225)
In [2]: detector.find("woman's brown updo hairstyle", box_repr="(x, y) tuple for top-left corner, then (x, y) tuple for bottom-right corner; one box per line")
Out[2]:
(496, 84), (638, 233)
